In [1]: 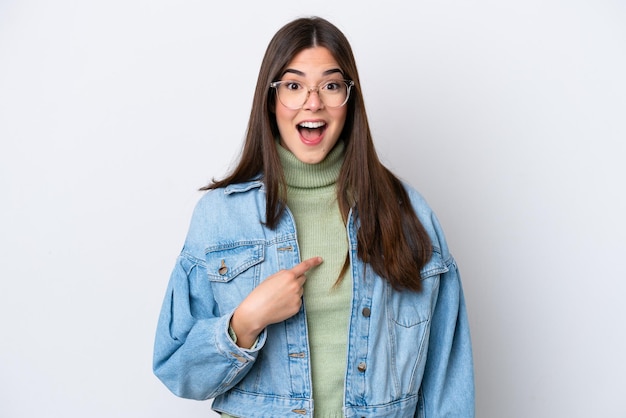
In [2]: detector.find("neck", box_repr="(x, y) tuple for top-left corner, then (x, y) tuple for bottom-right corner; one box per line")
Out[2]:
(277, 141), (345, 189)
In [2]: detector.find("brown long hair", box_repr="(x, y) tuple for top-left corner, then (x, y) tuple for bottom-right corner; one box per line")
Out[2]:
(204, 17), (431, 291)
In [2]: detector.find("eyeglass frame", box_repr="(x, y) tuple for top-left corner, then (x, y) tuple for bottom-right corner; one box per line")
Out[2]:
(269, 79), (355, 110)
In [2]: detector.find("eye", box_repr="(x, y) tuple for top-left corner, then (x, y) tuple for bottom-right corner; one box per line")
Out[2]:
(323, 81), (343, 91)
(283, 81), (302, 91)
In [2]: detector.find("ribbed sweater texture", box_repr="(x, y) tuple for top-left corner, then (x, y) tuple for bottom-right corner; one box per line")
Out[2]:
(280, 141), (351, 418)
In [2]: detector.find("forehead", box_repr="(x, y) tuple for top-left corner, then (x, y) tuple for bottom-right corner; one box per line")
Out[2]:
(283, 47), (342, 77)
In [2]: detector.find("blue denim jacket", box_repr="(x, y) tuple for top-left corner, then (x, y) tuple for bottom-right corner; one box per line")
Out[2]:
(153, 179), (474, 418)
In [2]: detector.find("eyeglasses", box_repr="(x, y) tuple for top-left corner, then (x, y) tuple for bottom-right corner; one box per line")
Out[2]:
(270, 79), (354, 110)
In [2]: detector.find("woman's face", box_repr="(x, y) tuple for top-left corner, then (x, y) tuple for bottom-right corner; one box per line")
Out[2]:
(274, 47), (348, 164)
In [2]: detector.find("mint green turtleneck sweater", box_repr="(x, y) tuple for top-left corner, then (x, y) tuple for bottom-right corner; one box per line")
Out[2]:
(279, 141), (351, 418)
(222, 142), (351, 418)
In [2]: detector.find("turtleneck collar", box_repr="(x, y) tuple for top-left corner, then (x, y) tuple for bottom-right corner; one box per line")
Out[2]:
(277, 140), (345, 189)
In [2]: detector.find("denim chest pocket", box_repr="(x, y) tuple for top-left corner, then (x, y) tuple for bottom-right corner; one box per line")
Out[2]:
(388, 250), (447, 328)
(205, 242), (265, 315)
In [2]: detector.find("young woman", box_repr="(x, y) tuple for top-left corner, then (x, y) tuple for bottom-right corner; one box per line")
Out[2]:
(153, 16), (474, 418)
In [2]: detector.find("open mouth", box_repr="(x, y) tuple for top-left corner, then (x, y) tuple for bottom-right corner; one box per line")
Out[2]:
(297, 121), (327, 143)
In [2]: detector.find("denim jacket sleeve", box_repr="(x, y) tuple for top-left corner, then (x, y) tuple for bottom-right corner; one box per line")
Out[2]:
(152, 203), (267, 400)
(416, 219), (475, 417)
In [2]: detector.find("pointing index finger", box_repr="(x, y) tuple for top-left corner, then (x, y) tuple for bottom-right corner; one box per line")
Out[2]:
(291, 257), (323, 277)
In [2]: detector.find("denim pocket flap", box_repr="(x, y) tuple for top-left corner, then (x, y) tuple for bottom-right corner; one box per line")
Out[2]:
(205, 242), (265, 282)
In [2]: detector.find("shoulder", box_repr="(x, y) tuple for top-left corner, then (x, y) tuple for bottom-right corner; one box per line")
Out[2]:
(401, 181), (452, 258)
(182, 179), (265, 254)
(192, 179), (264, 213)
(401, 182), (432, 218)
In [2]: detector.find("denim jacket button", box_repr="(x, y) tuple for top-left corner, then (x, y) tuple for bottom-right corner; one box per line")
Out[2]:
(362, 307), (371, 317)
(230, 352), (248, 363)
(218, 260), (228, 275)
(357, 362), (367, 372)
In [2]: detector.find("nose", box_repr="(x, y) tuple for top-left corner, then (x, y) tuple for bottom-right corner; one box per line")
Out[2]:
(303, 87), (323, 111)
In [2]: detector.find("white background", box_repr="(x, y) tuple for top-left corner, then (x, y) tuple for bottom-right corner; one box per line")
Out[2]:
(1, 0), (625, 417)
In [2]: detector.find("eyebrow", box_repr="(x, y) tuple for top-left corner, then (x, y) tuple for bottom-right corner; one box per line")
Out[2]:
(282, 68), (344, 77)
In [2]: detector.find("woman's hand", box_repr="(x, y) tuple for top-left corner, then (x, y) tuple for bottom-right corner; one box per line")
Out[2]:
(230, 257), (323, 348)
